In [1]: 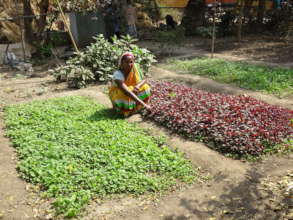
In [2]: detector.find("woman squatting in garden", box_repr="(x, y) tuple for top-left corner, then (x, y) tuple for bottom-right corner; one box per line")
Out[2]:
(108, 52), (151, 117)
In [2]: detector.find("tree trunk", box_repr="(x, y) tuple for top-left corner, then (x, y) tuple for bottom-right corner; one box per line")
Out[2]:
(237, 0), (244, 42)
(181, 0), (206, 36)
(23, 0), (34, 43)
(23, 0), (49, 52)
(35, 0), (49, 39)
(257, 0), (265, 25)
(244, 0), (254, 23)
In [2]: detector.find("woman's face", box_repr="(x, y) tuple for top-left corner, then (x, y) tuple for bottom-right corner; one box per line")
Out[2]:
(121, 56), (134, 74)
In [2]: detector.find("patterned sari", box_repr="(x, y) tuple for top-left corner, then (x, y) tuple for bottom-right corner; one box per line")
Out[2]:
(109, 63), (151, 117)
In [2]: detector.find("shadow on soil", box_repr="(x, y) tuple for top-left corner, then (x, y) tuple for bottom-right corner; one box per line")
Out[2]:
(161, 76), (247, 96)
(87, 108), (124, 121)
(163, 167), (289, 220)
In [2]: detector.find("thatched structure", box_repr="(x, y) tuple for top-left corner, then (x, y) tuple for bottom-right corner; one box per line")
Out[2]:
(0, 0), (22, 42)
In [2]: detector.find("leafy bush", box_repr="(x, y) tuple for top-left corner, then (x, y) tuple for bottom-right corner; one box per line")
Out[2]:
(196, 26), (217, 38)
(154, 26), (185, 43)
(49, 31), (69, 46)
(143, 80), (293, 157)
(36, 43), (53, 58)
(53, 65), (94, 89)
(163, 57), (293, 97)
(51, 0), (111, 13)
(4, 96), (196, 218)
(50, 35), (156, 88)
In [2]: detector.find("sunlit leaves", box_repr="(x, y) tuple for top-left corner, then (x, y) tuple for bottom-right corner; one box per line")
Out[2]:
(50, 35), (156, 88)
(4, 96), (195, 218)
(164, 57), (293, 97)
(143, 80), (293, 156)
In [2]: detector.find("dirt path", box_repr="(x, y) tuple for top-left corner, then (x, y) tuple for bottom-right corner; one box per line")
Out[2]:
(0, 118), (35, 220)
(0, 69), (292, 220)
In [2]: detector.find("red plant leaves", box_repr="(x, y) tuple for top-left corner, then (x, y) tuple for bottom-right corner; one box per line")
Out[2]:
(143, 80), (293, 156)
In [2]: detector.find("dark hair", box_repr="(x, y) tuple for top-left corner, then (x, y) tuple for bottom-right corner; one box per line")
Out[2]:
(165, 15), (176, 29)
(121, 54), (134, 63)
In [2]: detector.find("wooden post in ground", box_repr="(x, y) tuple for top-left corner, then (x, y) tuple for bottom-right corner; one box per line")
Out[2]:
(211, 8), (216, 58)
(56, 0), (79, 53)
(237, 0), (244, 42)
(211, 1), (218, 58)
(15, 0), (26, 61)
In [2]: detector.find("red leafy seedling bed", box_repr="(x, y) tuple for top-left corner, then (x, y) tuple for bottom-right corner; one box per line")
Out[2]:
(143, 80), (293, 156)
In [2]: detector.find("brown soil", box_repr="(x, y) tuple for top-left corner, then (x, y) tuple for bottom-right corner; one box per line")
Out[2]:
(139, 35), (293, 66)
(0, 36), (292, 220)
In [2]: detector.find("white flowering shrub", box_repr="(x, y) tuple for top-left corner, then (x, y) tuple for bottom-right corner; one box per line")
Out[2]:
(50, 35), (156, 88)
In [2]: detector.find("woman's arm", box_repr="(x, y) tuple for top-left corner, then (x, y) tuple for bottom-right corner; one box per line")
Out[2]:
(133, 79), (146, 93)
(115, 79), (150, 109)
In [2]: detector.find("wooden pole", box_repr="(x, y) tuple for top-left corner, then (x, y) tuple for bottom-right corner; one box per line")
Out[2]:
(211, 2), (217, 58)
(56, 0), (79, 53)
(237, 0), (244, 42)
(15, 0), (26, 61)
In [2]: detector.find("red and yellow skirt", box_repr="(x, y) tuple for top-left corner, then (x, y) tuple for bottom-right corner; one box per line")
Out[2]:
(109, 84), (151, 117)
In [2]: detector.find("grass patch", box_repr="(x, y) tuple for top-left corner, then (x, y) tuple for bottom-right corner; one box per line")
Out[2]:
(161, 57), (293, 97)
(4, 96), (196, 218)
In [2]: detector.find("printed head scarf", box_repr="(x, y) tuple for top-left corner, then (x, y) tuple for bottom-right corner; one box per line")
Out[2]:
(119, 52), (135, 68)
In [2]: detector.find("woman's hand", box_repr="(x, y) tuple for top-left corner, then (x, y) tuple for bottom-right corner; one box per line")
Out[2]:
(144, 104), (151, 111)
(133, 85), (140, 94)
(133, 79), (146, 94)
(117, 81), (150, 111)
